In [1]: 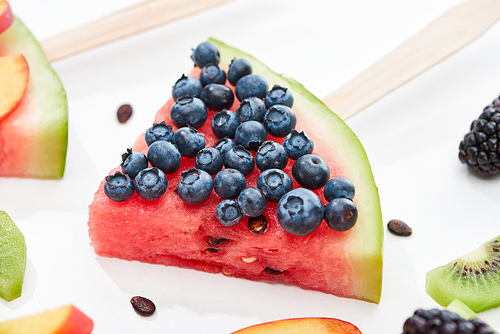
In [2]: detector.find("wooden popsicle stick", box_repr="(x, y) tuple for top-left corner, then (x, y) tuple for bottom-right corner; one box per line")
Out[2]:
(41, 0), (500, 121)
(40, 0), (233, 62)
(323, 0), (500, 120)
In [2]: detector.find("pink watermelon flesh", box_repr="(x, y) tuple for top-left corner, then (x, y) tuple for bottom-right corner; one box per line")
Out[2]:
(88, 39), (383, 303)
(0, 18), (68, 179)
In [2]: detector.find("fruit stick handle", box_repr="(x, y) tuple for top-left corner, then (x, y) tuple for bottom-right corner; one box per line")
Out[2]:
(40, 0), (233, 62)
(322, 0), (500, 120)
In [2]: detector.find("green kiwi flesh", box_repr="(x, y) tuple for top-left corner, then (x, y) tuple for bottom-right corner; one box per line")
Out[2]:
(447, 299), (480, 320)
(426, 236), (500, 313)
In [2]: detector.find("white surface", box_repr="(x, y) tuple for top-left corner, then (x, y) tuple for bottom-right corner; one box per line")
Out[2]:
(1, 0), (500, 332)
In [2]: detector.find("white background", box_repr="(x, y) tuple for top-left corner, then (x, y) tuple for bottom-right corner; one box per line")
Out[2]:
(1, 0), (500, 332)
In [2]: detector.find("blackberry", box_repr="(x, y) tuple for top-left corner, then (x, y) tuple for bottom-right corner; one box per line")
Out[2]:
(459, 95), (500, 175)
(402, 308), (494, 334)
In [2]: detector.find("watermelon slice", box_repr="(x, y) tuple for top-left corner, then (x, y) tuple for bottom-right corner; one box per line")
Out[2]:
(0, 17), (68, 179)
(88, 39), (383, 303)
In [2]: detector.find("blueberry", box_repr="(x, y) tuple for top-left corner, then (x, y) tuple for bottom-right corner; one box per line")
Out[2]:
(134, 167), (168, 201)
(104, 171), (135, 202)
(216, 199), (243, 226)
(323, 177), (355, 201)
(324, 198), (358, 232)
(172, 126), (205, 158)
(283, 130), (314, 160)
(228, 58), (252, 86)
(169, 96), (208, 129)
(224, 145), (255, 176)
(195, 147), (223, 175)
(191, 41), (220, 68)
(263, 105), (296, 137)
(171, 74), (202, 100)
(256, 141), (288, 171)
(235, 96), (266, 123)
(144, 121), (175, 146)
(256, 169), (293, 202)
(213, 168), (246, 199)
(214, 137), (236, 157)
(292, 154), (330, 190)
(237, 187), (267, 217)
(147, 140), (181, 174)
(235, 74), (268, 101)
(177, 168), (213, 204)
(120, 148), (149, 179)
(265, 84), (294, 109)
(234, 120), (268, 151)
(200, 83), (234, 112)
(211, 109), (240, 139)
(200, 63), (226, 86)
(277, 188), (325, 236)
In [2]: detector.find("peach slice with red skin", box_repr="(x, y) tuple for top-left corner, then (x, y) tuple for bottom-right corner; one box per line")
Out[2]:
(0, 53), (29, 121)
(0, 0), (13, 36)
(231, 317), (363, 334)
(0, 305), (94, 334)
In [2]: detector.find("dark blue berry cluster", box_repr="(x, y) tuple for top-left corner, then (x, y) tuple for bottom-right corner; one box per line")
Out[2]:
(104, 41), (359, 237)
(403, 308), (494, 334)
(104, 166), (168, 202)
(323, 177), (357, 232)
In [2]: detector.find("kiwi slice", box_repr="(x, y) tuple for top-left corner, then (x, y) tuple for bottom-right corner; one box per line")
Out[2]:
(447, 299), (480, 320)
(426, 236), (500, 313)
(0, 211), (27, 301)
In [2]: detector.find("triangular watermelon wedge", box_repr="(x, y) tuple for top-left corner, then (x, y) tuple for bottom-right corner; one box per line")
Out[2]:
(0, 17), (68, 179)
(88, 39), (383, 303)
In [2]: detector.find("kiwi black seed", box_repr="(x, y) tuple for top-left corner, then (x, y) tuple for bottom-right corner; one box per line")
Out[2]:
(425, 236), (500, 313)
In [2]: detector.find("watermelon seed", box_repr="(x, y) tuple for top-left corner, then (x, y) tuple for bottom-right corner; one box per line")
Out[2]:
(387, 219), (412, 237)
(130, 296), (156, 317)
(264, 267), (282, 275)
(117, 104), (133, 123)
(206, 248), (219, 253)
(248, 215), (268, 235)
(209, 237), (229, 246)
(241, 256), (258, 263)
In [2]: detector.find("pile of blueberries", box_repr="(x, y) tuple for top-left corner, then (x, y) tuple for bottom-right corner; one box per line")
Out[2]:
(104, 41), (358, 236)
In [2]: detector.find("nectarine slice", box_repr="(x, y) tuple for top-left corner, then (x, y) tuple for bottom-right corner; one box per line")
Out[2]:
(0, 305), (94, 334)
(0, 54), (29, 122)
(0, 0), (13, 36)
(232, 317), (362, 334)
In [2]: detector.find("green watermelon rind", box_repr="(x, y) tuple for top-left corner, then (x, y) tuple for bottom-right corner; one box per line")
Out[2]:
(210, 38), (383, 302)
(0, 18), (68, 179)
